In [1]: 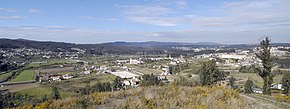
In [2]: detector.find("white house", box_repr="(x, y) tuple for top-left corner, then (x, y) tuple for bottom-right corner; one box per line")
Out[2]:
(62, 74), (73, 79)
(51, 76), (61, 81)
(129, 58), (142, 64)
(253, 88), (263, 94)
(271, 84), (283, 90)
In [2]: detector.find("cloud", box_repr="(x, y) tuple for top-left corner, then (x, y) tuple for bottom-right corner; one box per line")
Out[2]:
(107, 18), (119, 21)
(188, 0), (290, 31)
(79, 16), (94, 20)
(176, 1), (187, 9)
(127, 16), (179, 26)
(0, 16), (27, 20)
(0, 7), (17, 12)
(0, 26), (153, 43)
(122, 5), (172, 16)
(120, 5), (181, 26)
(29, 9), (42, 13)
(146, 32), (163, 37)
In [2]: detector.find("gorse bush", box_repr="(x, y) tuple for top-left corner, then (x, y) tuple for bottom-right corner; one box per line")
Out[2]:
(30, 86), (243, 109)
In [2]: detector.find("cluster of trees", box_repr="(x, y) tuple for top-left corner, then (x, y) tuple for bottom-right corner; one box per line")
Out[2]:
(141, 74), (160, 86)
(80, 76), (123, 95)
(239, 65), (259, 73)
(0, 86), (61, 108)
(0, 61), (18, 72)
(169, 63), (192, 74)
(0, 92), (39, 108)
(199, 60), (228, 86)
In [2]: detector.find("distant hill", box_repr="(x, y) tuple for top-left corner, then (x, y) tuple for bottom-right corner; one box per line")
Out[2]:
(103, 41), (222, 47)
(0, 38), (164, 55)
(1, 38), (289, 55)
(0, 38), (223, 49)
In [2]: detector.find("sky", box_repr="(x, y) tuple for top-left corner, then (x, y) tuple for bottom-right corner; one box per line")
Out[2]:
(0, 0), (290, 44)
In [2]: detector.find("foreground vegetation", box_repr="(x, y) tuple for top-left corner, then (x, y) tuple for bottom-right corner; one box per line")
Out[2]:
(20, 86), (243, 109)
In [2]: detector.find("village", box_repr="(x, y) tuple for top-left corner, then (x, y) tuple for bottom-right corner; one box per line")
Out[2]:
(1, 44), (290, 100)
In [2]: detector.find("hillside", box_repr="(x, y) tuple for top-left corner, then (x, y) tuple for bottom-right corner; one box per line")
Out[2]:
(19, 86), (288, 109)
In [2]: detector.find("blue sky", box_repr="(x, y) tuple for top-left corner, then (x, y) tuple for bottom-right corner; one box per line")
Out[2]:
(0, 0), (290, 44)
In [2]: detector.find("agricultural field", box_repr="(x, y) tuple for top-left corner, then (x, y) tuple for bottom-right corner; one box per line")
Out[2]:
(9, 70), (36, 82)
(35, 67), (76, 75)
(19, 86), (74, 99)
(63, 73), (116, 88)
(0, 71), (13, 82)
(1, 83), (40, 92)
(229, 73), (283, 87)
(28, 58), (76, 67)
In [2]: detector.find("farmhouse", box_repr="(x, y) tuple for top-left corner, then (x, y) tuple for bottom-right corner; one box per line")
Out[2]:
(62, 74), (73, 79)
(50, 75), (61, 81)
(129, 58), (143, 64)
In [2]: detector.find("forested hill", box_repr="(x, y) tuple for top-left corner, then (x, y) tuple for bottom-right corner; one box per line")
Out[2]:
(0, 38), (222, 51)
(1, 38), (289, 55)
(0, 38), (77, 50)
(0, 38), (164, 55)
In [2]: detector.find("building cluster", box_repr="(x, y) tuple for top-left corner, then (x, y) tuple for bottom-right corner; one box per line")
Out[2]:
(194, 46), (289, 69)
(0, 47), (86, 64)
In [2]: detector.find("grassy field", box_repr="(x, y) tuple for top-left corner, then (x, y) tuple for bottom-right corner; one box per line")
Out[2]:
(67, 73), (116, 88)
(28, 58), (75, 67)
(229, 73), (283, 87)
(9, 70), (35, 82)
(0, 71), (13, 81)
(19, 86), (74, 99)
(1, 83), (40, 92)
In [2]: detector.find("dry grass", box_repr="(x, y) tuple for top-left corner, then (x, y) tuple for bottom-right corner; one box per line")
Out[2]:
(32, 86), (243, 109)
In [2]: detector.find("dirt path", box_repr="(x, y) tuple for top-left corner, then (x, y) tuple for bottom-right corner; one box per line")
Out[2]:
(241, 94), (290, 109)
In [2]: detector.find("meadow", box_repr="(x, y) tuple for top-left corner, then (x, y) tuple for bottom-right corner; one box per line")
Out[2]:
(8, 70), (35, 82)
(229, 73), (283, 87)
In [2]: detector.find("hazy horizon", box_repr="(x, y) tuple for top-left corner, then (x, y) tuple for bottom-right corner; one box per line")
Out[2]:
(1, 0), (290, 44)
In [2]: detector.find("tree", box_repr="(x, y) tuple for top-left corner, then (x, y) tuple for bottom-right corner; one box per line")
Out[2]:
(50, 87), (61, 100)
(141, 74), (160, 86)
(244, 79), (254, 93)
(169, 66), (173, 74)
(199, 60), (227, 86)
(112, 76), (123, 91)
(255, 37), (275, 95)
(228, 77), (236, 89)
(281, 73), (290, 95)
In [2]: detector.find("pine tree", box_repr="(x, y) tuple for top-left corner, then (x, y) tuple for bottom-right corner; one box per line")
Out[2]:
(244, 79), (254, 93)
(228, 77), (236, 89)
(255, 37), (275, 95)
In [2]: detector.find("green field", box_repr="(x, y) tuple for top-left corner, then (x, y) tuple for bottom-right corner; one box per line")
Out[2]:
(230, 73), (283, 87)
(0, 72), (13, 81)
(28, 58), (75, 67)
(19, 86), (74, 99)
(9, 70), (35, 82)
(65, 73), (116, 88)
